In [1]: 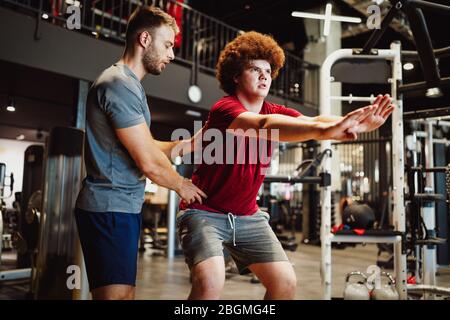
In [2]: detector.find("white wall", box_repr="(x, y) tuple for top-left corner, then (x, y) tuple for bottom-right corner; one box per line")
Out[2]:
(0, 138), (44, 208)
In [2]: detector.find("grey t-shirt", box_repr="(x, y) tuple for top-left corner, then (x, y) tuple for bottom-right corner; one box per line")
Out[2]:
(76, 63), (150, 213)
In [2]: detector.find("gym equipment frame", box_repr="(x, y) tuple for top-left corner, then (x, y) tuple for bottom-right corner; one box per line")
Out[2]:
(320, 0), (450, 300)
(320, 42), (406, 300)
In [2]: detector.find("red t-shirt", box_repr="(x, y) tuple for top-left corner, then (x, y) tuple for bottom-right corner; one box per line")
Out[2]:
(182, 95), (301, 216)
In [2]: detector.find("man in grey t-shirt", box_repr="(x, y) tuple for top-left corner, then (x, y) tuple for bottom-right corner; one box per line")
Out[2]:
(75, 6), (206, 300)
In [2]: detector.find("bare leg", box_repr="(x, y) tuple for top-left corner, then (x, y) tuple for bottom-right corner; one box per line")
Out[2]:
(248, 261), (297, 300)
(91, 284), (135, 300)
(188, 256), (226, 300)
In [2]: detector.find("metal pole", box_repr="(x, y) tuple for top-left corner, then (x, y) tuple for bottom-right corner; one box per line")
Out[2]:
(411, 131), (422, 283)
(398, 77), (450, 93)
(409, 0), (450, 15)
(330, 95), (395, 103)
(361, 2), (402, 54)
(34, 0), (43, 40)
(405, 5), (440, 88)
(422, 120), (437, 299)
(167, 162), (179, 260)
(402, 46), (450, 61)
(390, 41), (407, 300)
(76, 80), (88, 129)
(319, 48), (336, 300)
(403, 107), (450, 120)
(167, 189), (178, 260)
(74, 79), (89, 300)
(0, 208), (3, 267)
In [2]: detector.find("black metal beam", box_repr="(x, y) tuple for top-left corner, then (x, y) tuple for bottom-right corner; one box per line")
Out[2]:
(402, 46), (450, 61)
(405, 5), (441, 88)
(409, 0), (450, 15)
(403, 107), (450, 120)
(264, 175), (322, 184)
(398, 77), (450, 93)
(409, 166), (449, 173)
(361, 2), (403, 54)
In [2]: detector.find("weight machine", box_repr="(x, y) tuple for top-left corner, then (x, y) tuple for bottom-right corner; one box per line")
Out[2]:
(320, 42), (406, 300)
(262, 149), (332, 251)
(320, 0), (450, 300)
(0, 163), (31, 283)
(0, 163), (14, 261)
(403, 114), (450, 299)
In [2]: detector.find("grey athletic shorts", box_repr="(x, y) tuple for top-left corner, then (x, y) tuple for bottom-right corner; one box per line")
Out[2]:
(176, 209), (289, 274)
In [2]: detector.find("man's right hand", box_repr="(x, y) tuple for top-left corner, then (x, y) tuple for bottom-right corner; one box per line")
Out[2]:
(323, 105), (375, 141)
(176, 177), (207, 205)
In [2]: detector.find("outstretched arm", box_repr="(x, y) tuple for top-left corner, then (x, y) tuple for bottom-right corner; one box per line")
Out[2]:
(298, 94), (394, 133)
(228, 106), (375, 142)
(298, 114), (343, 123)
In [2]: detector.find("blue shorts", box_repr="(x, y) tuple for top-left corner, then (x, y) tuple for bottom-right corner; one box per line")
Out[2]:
(75, 208), (141, 290)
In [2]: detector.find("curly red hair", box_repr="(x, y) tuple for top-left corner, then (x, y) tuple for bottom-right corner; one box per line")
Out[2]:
(216, 31), (285, 95)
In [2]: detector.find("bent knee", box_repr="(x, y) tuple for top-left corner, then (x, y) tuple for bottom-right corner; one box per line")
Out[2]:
(192, 274), (224, 294)
(281, 273), (297, 290)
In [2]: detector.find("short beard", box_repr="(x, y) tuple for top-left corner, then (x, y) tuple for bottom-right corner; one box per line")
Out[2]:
(142, 47), (161, 75)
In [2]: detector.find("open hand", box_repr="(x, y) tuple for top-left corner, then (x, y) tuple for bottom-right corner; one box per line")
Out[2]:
(347, 94), (395, 134)
(324, 105), (375, 141)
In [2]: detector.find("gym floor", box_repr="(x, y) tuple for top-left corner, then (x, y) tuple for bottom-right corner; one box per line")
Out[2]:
(135, 242), (450, 300)
(1, 240), (450, 300)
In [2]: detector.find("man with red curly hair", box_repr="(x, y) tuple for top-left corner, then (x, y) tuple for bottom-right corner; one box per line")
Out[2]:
(177, 31), (394, 300)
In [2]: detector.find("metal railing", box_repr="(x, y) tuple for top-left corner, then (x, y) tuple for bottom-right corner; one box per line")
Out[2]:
(1, 0), (319, 107)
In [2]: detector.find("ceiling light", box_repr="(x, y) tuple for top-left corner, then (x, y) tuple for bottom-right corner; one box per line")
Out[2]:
(292, 3), (361, 37)
(6, 97), (15, 112)
(185, 110), (202, 117)
(187, 85), (202, 104)
(291, 11), (362, 23)
(426, 87), (443, 98)
(403, 62), (414, 70)
(291, 7), (362, 23)
(41, 13), (49, 19)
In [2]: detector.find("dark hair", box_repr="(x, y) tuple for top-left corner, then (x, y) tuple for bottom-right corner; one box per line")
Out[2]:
(125, 6), (179, 47)
(216, 31), (285, 95)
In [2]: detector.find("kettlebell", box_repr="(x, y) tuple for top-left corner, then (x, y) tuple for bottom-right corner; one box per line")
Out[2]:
(371, 272), (399, 300)
(343, 271), (370, 300)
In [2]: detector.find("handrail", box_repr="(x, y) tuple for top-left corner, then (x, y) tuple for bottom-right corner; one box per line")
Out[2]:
(1, 0), (319, 107)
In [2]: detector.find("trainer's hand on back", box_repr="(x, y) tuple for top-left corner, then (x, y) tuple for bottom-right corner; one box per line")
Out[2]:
(176, 177), (207, 205)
